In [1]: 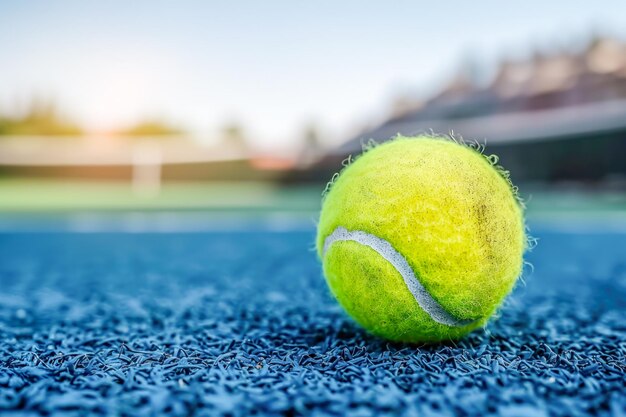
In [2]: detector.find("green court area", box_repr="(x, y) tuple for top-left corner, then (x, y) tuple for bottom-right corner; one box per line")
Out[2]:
(0, 179), (625, 222)
(0, 179), (323, 213)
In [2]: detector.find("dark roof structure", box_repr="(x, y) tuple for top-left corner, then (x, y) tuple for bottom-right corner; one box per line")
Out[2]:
(327, 37), (626, 184)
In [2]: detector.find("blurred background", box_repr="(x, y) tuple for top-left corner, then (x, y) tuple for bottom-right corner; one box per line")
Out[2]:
(1, 0), (626, 230)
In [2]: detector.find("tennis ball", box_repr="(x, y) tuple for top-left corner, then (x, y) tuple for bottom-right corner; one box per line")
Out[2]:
(317, 136), (526, 343)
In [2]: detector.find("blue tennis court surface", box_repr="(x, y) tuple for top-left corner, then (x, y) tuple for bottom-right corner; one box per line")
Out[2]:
(0, 223), (625, 416)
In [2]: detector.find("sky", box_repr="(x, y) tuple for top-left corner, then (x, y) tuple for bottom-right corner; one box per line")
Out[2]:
(1, 0), (625, 150)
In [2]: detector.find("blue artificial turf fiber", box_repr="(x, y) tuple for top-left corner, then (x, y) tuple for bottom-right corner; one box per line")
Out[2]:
(0, 227), (625, 416)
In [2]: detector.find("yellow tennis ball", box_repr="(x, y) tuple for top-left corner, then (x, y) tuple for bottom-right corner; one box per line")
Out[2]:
(317, 136), (526, 343)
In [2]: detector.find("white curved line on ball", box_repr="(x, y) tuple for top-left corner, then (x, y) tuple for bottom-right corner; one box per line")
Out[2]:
(323, 226), (477, 327)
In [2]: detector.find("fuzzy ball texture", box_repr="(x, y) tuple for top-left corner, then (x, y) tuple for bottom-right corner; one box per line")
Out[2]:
(317, 136), (526, 343)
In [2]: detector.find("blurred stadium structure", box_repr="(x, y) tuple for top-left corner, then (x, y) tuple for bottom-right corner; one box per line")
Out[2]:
(316, 37), (626, 186)
(1, 36), (626, 189)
